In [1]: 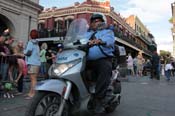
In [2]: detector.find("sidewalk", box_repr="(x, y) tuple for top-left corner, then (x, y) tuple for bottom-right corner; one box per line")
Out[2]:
(0, 94), (30, 116)
(0, 76), (46, 116)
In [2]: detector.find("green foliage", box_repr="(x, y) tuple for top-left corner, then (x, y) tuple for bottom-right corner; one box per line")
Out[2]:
(169, 17), (173, 24)
(159, 50), (172, 64)
(159, 50), (171, 57)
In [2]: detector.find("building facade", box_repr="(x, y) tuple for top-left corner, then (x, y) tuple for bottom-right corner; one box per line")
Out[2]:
(171, 2), (175, 57)
(38, 0), (156, 57)
(126, 15), (157, 52)
(0, 0), (42, 43)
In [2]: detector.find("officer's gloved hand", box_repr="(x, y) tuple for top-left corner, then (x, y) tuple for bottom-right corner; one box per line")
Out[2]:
(94, 39), (102, 45)
(89, 39), (103, 45)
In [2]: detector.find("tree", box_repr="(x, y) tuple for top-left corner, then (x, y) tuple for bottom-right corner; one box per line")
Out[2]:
(159, 50), (171, 57)
(159, 50), (171, 63)
(169, 17), (173, 24)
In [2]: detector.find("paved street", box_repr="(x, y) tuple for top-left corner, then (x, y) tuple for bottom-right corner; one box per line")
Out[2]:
(108, 76), (175, 116)
(1, 75), (175, 116)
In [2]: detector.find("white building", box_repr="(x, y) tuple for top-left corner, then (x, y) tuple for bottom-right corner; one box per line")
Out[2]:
(172, 2), (175, 57)
(0, 0), (43, 43)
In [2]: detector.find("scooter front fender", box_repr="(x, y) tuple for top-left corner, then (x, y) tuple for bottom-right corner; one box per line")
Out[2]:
(35, 79), (67, 95)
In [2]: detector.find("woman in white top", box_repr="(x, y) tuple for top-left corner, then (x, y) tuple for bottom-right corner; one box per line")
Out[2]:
(127, 53), (134, 76)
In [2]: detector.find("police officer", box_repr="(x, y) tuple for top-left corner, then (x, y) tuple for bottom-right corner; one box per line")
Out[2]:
(85, 13), (115, 114)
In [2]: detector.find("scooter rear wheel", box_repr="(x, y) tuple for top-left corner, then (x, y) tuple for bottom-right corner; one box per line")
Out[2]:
(25, 91), (70, 116)
(105, 101), (119, 113)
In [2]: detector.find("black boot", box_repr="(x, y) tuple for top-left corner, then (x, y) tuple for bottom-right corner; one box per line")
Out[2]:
(87, 95), (95, 110)
(94, 98), (105, 114)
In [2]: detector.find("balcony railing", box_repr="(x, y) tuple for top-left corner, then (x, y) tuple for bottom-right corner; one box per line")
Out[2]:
(38, 29), (66, 38)
(114, 31), (152, 56)
(38, 28), (153, 56)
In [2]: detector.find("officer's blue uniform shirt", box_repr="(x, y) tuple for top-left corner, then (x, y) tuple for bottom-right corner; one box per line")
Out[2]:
(85, 29), (115, 60)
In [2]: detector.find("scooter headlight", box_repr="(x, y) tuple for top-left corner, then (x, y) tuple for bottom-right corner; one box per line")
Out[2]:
(52, 58), (81, 77)
(54, 64), (72, 75)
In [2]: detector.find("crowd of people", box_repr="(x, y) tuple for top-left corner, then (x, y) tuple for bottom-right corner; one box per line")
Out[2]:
(0, 32), (23, 98)
(126, 51), (145, 77)
(0, 29), (58, 99)
(126, 51), (175, 81)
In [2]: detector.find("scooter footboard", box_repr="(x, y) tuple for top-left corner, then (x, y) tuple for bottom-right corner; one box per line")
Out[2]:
(35, 79), (67, 95)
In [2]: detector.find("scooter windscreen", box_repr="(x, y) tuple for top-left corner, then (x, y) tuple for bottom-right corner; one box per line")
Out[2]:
(63, 18), (89, 48)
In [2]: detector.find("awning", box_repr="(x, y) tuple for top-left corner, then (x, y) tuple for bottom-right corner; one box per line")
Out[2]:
(115, 37), (140, 51)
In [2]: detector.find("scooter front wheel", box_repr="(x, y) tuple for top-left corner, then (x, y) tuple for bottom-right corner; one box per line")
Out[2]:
(25, 91), (70, 116)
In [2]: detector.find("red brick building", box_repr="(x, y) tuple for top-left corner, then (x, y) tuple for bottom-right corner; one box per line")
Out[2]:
(38, 0), (156, 57)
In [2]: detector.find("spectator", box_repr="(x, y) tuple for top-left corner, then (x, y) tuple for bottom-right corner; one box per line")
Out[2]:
(24, 29), (41, 99)
(151, 51), (160, 80)
(3, 36), (14, 55)
(39, 42), (47, 77)
(46, 49), (55, 77)
(160, 56), (165, 76)
(164, 54), (172, 81)
(56, 43), (64, 60)
(8, 40), (26, 95)
(0, 35), (14, 81)
(0, 35), (6, 80)
(126, 53), (134, 75)
(0, 37), (5, 55)
(51, 51), (56, 64)
(133, 56), (137, 75)
(8, 56), (27, 95)
(46, 49), (53, 65)
(171, 61), (175, 77)
(13, 40), (25, 58)
(136, 51), (145, 77)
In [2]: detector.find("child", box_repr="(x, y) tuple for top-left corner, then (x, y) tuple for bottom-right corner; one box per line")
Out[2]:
(0, 76), (15, 98)
(3, 82), (14, 98)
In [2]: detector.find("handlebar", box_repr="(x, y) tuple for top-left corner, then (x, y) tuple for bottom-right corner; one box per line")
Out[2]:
(88, 41), (106, 47)
(98, 42), (106, 46)
(77, 41), (107, 53)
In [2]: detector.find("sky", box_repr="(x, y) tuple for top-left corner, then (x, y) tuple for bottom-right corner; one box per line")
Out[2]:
(39, 0), (174, 53)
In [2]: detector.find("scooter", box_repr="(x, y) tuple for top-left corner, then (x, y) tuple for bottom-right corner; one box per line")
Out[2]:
(25, 18), (121, 116)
